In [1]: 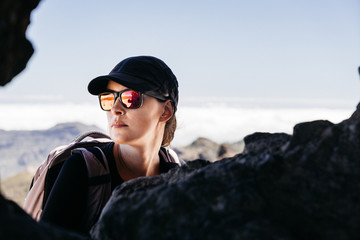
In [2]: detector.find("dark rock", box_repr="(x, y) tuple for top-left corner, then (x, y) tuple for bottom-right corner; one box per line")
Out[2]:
(0, 0), (40, 86)
(0, 194), (88, 239)
(349, 102), (360, 121)
(288, 120), (334, 149)
(91, 104), (360, 240)
(243, 132), (290, 154)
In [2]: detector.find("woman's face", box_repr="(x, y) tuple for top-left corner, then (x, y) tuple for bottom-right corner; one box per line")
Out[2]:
(105, 80), (168, 146)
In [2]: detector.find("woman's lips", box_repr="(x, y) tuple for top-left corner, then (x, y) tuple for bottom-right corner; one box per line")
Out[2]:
(111, 121), (128, 128)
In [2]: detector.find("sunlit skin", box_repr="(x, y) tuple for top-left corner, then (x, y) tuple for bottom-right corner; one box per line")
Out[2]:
(105, 80), (174, 181)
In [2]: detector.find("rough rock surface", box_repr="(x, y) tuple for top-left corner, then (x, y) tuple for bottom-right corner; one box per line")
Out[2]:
(91, 103), (360, 240)
(0, 194), (88, 239)
(0, 0), (40, 86)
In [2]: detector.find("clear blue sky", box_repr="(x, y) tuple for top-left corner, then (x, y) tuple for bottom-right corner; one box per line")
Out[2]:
(1, 0), (360, 106)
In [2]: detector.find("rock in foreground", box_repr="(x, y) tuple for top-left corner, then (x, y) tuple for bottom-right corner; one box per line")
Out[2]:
(91, 103), (360, 240)
(0, 194), (87, 240)
(0, 0), (40, 86)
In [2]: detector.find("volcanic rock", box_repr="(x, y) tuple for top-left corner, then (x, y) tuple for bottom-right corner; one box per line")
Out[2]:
(0, 194), (88, 239)
(0, 0), (40, 86)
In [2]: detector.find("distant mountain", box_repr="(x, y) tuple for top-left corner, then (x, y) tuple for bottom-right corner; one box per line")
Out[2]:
(174, 137), (244, 162)
(0, 122), (104, 179)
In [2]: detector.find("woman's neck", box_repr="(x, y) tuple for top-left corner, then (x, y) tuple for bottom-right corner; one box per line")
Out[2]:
(113, 142), (161, 181)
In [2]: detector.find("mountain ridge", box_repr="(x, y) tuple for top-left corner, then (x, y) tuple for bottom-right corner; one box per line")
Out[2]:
(0, 122), (103, 179)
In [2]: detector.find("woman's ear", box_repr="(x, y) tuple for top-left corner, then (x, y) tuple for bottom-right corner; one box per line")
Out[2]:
(160, 100), (174, 122)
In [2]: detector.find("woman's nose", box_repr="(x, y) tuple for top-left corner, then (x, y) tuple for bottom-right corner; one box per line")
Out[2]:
(111, 97), (125, 115)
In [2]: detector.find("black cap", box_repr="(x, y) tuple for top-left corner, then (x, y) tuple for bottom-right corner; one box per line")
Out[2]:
(88, 56), (179, 111)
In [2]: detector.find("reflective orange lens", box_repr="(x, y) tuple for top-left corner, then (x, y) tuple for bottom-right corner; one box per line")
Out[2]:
(121, 90), (141, 108)
(100, 93), (115, 110)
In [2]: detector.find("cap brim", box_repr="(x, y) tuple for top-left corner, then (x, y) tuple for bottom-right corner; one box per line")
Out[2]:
(88, 72), (153, 95)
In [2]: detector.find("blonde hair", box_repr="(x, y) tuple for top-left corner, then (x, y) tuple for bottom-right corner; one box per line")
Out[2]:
(161, 114), (177, 147)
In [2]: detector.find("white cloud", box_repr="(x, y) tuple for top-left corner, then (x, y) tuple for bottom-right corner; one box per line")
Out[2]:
(173, 105), (355, 146)
(0, 103), (356, 147)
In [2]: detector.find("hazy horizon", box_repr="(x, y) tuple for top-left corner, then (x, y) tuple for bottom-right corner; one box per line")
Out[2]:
(0, 99), (356, 147)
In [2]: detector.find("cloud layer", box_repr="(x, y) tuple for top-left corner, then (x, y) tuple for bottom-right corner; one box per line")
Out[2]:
(0, 103), (355, 147)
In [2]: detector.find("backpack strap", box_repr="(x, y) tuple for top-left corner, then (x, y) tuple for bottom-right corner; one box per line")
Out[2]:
(160, 147), (186, 165)
(72, 147), (112, 230)
(73, 131), (111, 143)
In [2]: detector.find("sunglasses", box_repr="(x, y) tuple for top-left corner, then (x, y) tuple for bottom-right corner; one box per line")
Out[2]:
(98, 89), (143, 111)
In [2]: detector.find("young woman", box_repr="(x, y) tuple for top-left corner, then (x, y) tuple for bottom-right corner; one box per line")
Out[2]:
(39, 56), (183, 234)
